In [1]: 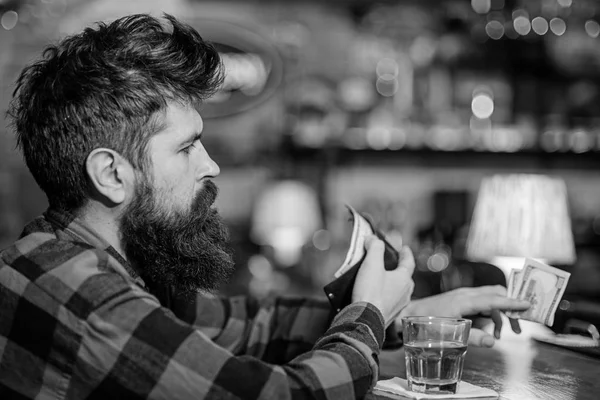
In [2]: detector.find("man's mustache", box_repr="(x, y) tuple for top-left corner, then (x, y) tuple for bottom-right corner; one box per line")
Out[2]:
(191, 179), (218, 219)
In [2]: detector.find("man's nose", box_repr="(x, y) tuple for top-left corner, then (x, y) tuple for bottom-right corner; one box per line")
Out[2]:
(203, 155), (220, 179)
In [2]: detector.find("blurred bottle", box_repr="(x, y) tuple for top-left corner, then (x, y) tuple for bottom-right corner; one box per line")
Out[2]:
(570, 118), (596, 153)
(567, 126), (595, 153)
(540, 114), (568, 152)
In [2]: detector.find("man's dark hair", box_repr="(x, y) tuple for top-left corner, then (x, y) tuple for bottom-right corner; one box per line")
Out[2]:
(7, 13), (223, 212)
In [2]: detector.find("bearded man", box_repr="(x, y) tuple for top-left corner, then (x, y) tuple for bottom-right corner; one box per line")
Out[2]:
(0, 13), (528, 400)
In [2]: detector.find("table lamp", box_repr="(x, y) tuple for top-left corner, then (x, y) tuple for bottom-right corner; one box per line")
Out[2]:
(251, 180), (322, 268)
(466, 174), (576, 278)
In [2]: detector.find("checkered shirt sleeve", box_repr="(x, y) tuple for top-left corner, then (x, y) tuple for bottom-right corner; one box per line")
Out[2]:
(0, 231), (385, 399)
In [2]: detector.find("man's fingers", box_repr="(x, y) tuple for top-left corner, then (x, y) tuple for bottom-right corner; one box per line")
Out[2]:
(461, 295), (530, 316)
(364, 234), (384, 252)
(509, 317), (522, 334)
(398, 246), (416, 274)
(388, 247), (416, 299)
(469, 329), (495, 348)
(474, 285), (507, 297)
(363, 236), (385, 270)
(491, 309), (503, 339)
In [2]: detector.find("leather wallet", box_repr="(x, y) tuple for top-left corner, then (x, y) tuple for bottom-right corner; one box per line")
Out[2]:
(323, 213), (403, 349)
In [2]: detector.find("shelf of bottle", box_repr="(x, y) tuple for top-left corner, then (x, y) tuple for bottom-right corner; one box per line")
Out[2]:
(287, 146), (600, 170)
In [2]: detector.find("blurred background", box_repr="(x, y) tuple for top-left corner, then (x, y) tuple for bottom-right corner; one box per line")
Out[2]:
(1, 0), (600, 335)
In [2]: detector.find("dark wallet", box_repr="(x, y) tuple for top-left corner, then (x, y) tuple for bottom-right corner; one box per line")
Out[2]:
(323, 212), (403, 349)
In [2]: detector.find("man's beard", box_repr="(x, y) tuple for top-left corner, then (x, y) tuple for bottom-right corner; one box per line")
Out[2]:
(119, 179), (235, 298)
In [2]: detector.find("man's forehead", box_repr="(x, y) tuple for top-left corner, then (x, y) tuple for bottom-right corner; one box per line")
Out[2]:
(154, 102), (204, 140)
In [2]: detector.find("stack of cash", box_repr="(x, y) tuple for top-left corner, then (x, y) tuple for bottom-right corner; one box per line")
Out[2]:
(506, 258), (571, 327)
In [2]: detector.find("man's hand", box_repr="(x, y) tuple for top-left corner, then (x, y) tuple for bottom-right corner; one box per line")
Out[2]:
(397, 285), (530, 347)
(352, 235), (415, 327)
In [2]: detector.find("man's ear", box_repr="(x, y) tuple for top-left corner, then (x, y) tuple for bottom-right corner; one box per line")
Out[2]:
(85, 148), (134, 205)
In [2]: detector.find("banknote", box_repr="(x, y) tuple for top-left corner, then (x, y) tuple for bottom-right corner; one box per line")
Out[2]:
(506, 258), (570, 326)
(333, 205), (400, 278)
(334, 205), (375, 278)
(507, 269), (516, 297)
(507, 269), (523, 298)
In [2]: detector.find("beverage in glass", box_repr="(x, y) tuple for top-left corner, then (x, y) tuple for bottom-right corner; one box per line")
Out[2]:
(402, 316), (472, 394)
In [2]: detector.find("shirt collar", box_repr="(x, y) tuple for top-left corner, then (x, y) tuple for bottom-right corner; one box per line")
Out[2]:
(43, 208), (147, 289)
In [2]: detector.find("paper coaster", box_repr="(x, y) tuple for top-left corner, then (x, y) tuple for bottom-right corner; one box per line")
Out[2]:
(374, 377), (499, 399)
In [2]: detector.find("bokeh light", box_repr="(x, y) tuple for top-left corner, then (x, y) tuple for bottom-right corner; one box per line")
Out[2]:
(557, 0), (572, 7)
(471, 0), (491, 14)
(375, 77), (398, 97)
(427, 252), (450, 272)
(472, 93), (495, 119)
(366, 127), (392, 149)
(531, 17), (548, 35)
(1, 11), (18, 30)
(514, 16), (532, 36)
(312, 229), (331, 251)
(376, 58), (398, 78)
(585, 20), (600, 38)
(485, 20), (505, 40)
(470, 115), (493, 135)
(247, 254), (273, 280)
(549, 18), (567, 36)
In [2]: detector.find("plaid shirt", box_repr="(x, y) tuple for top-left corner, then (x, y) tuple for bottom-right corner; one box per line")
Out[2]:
(0, 209), (385, 399)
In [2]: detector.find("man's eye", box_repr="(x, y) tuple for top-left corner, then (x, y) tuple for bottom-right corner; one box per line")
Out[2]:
(181, 143), (196, 155)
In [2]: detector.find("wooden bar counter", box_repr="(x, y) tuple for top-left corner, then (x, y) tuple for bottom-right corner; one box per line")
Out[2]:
(370, 337), (600, 400)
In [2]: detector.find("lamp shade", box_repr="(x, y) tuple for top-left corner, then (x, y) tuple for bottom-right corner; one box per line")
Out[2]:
(251, 180), (322, 267)
(466, 174), (576, 265)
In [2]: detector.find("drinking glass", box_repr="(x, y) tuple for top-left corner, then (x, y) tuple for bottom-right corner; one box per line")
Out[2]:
(402, 316), (472, 394)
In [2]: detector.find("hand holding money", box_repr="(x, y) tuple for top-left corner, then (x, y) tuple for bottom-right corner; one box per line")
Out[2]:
(396, 285), (530, 347)
(324, 205), (405, 313)
(323, 204), (415, 347)
(506, 258), (571, 327)
(352, 235), (415, 327)
(334, 205), (399, 278)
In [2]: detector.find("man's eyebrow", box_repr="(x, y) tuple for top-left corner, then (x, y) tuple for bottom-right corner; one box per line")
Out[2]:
(179, 131), (203, 146)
